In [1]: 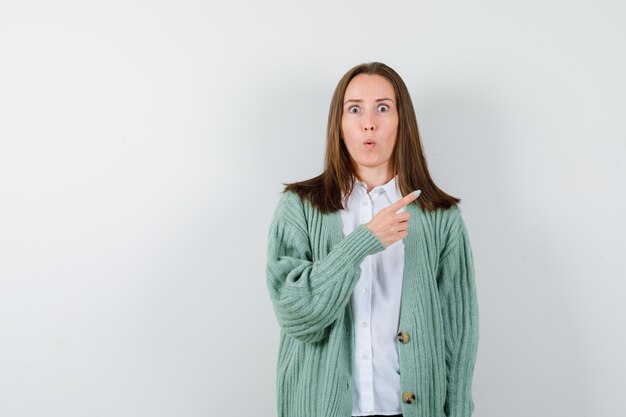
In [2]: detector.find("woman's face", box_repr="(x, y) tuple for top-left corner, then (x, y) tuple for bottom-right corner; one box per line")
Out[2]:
(341, 73), (399, 176)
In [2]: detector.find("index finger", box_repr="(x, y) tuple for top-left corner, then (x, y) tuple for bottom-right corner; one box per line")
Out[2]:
(389, 189), (421, 213)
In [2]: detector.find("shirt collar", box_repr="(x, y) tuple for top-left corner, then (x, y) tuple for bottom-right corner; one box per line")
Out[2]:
(352, 174), (402, 202)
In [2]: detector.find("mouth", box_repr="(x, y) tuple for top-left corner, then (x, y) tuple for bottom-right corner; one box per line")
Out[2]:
(364, 139), (375, 149)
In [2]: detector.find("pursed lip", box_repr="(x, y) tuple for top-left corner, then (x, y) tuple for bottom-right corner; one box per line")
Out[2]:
(363, 138), (376, 144)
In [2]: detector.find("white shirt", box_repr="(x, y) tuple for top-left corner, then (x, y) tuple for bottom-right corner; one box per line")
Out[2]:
(339, 174), (406, 416)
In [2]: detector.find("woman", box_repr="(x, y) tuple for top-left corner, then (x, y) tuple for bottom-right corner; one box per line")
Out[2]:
(266, 62), (479, 417)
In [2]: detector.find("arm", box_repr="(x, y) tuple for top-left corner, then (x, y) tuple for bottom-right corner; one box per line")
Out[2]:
(265, 192), (385, 343)
(437, 210), (479, 417)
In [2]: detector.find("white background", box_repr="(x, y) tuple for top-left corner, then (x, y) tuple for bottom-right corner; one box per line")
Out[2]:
(1, 1), (625, 416)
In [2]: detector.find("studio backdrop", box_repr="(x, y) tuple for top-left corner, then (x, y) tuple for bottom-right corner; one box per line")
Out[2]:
(0, 1), (624, 416)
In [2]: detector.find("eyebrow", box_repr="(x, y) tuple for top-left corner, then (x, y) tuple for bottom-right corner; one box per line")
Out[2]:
(343, 98), (394, 105)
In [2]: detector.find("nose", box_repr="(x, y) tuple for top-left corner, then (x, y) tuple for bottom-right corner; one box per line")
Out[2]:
(362, 111), (375, 131)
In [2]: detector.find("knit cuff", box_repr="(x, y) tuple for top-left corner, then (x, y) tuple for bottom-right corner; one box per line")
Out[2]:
(334, 223), (385, 266)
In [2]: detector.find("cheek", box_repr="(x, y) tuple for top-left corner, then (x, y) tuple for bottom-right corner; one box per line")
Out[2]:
(386, 123), (399, 142)
(341, 123), (357, 141)
(343, 136), (362, 154)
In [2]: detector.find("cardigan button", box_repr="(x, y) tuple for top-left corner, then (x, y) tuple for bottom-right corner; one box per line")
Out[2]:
(397, 331), (410, 344)
(402, 391), (416, 404)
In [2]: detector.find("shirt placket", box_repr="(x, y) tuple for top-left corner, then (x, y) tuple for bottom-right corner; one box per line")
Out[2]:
(357, 187), (375, 413)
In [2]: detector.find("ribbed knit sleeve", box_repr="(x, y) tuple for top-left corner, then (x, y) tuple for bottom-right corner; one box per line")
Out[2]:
(266, 192), (385, 343)
(437, 209), (479, 417)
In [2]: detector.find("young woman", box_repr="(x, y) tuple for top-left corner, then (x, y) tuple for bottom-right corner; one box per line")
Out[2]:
(266, 62), (479, 417)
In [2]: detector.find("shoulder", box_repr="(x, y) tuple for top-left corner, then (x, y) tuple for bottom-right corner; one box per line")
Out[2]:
(417, 202), (466, 259)
(436, 204), (470, 260)
(442, 203), (465, 234)
(419, 201), (464, 235)
(270, 190), (308, 235)
(273, 190), (305, 218)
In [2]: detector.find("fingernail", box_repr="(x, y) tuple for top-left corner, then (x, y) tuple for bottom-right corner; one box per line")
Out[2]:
(413, 190), (421, 197)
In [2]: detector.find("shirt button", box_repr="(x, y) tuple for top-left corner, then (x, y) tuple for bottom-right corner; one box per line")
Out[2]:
(361, 322), (367, 328)
(362, 288), (368, 294)
(362, 354), (368, 359)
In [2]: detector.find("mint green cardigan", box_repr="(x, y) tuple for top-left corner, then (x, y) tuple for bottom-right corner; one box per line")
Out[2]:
(266, 190), (479, 417)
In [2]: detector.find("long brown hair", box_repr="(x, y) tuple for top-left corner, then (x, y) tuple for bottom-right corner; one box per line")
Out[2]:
(282, 61), (460, 214)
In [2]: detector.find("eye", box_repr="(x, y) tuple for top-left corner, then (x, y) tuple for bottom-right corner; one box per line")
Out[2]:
(378, 104), (390, 112)
(348, 106), (360, 113)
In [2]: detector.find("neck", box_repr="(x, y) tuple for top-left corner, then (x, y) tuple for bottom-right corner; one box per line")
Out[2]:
(356, 168), (395, 192)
